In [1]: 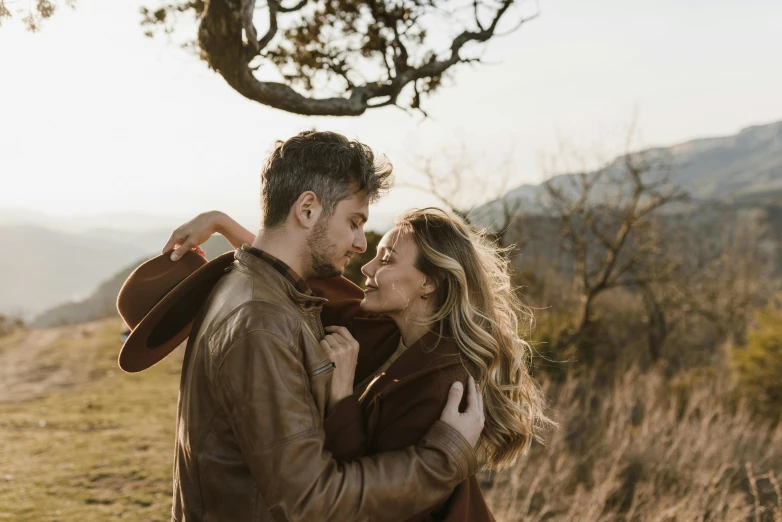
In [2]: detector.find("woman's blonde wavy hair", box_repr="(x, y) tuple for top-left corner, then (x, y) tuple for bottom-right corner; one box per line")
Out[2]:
(395, 207), (553, 470)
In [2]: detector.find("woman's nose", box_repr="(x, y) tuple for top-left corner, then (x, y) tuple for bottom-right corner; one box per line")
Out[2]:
(361, 261), (374, 277)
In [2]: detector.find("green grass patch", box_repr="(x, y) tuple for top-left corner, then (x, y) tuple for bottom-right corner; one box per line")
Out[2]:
(0, 319), (181, 521)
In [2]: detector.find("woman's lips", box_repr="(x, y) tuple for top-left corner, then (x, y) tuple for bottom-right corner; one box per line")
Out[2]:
(364, 285), (378, 292)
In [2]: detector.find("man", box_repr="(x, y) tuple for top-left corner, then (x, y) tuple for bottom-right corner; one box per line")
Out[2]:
(165, 131), (484, 521)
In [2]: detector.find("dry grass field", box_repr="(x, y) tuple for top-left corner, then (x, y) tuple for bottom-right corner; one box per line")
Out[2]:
(1, 318), (780, 521)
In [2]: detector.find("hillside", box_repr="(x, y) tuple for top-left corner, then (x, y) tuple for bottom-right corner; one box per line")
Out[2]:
(0, 223), (234, 321)
(0, 225), (150, 319)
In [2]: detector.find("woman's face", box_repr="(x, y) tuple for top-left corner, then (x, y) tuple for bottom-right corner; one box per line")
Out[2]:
(360, 227), (435, 315)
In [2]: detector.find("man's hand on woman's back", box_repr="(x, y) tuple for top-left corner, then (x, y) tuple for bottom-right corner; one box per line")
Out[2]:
(440, 375), (485, 448)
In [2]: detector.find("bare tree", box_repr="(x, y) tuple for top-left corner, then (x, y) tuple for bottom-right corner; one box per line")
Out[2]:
(671, 212), (777, 343)
(541, 147), (689, 360)
(399, 144), (530, 249)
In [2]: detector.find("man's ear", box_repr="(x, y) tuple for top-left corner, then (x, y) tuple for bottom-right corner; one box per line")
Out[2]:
(292, 191), (322, 229)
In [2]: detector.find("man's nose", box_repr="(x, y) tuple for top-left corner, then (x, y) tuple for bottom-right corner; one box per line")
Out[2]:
(354, 231), (368, 254)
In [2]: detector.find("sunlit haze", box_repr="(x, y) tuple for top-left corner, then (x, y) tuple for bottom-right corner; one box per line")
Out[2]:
(1, 0), (781, 232)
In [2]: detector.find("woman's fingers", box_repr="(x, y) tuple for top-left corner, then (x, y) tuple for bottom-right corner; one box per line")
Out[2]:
(171, 239), (196, 261)
(323, 326), (359, 349)
(162, 213), (219, 261)
(324, 325), (353, 337)
(162, 230), (186, 256)
(319, 339), (333, 355)
(320, 335), (341, 351)
(324, 325), (356, 341)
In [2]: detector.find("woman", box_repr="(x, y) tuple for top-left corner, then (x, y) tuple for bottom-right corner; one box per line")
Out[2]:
(166, 207), (551, 521)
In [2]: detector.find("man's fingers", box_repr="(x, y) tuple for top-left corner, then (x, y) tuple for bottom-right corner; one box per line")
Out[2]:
(476, 378), (484, 414)
(441, 381), (464, 419)
(465, 375), (479, 413)
(472, 376), (482, 411)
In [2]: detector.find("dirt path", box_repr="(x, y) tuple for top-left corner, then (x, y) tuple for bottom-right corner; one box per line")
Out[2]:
(0, 321), (107, 403)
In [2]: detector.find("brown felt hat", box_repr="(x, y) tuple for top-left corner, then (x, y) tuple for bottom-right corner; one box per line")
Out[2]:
(116, 250), (235, 373)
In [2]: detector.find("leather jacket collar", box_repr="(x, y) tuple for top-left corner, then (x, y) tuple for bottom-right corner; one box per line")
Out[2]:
(233, 247), (327, 311)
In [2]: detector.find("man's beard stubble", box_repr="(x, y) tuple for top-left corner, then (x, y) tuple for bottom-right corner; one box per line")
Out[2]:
(306, 215), (344, 279)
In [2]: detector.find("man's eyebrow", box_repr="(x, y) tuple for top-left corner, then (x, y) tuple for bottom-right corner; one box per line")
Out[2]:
(351, 212), (369, 224)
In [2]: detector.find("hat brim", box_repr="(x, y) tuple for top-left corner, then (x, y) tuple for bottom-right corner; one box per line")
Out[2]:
(118, 251), (236, 373)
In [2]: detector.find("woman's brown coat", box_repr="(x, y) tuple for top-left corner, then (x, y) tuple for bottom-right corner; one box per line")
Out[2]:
(308, 276), (495, 522)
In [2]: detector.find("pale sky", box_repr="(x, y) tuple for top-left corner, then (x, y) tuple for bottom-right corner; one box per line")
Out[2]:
(1, 0), (781, 232)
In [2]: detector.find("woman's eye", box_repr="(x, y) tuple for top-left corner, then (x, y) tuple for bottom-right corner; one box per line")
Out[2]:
(379, 258), (390, 265)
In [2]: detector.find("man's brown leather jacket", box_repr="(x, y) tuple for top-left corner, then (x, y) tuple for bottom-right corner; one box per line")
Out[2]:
(172, 247), (477, 521)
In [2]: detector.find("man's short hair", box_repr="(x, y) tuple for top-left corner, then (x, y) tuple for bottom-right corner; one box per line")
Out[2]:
(260, 131), (394, 229)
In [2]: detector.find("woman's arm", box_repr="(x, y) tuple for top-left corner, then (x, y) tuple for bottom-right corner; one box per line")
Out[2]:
(162, 211), (255, 261)
(214, 212), (255, 249)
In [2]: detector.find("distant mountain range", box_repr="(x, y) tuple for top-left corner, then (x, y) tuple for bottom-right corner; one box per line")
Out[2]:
(0, 208), (260, 234)
(472, 120), (782, 226)
(0, 225), (150, 319)
(0, 225), (233, 322)
(31, 236), (233, 328)
(3, 119), (780, 326)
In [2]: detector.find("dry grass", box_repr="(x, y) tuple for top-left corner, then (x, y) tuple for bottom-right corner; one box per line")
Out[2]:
(1, 319), (780, 521)
(484, 368), (782, 521)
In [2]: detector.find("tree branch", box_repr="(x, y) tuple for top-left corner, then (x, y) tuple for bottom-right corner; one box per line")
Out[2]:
(198, 0), (522, 115)
(277, 0), (306, 12)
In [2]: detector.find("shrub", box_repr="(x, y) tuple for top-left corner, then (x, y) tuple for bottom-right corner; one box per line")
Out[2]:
(732, 296), (782, 419)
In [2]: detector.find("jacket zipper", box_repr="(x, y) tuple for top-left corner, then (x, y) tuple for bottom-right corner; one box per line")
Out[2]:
(309, 360), (336, 377)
